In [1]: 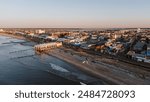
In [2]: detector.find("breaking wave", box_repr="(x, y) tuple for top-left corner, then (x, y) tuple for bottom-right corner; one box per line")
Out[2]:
(49, 63), (69, 73)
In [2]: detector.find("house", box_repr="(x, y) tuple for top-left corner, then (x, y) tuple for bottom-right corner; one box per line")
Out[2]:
(147, 44), (150, 50)
(15, 31), (25, 35)
(113, 43), (124, 53)
(133, 41), (146, 52)
(127, 51), (135, 58)
(145, 51), (150, 59)
(113, 34), (122, 39)
(28, 33), (35, 36)
(146, 44), (150, 59)
(57, 38), (68, 42)
(80, 43), (90, 50)
(132, 54), (145, 62)
(0, 29), (4, 32)
(46, 36), (58, 41)
(36, 29), (45, 34)
(91, 35), (98, 40)
(132, 53), (150, 63)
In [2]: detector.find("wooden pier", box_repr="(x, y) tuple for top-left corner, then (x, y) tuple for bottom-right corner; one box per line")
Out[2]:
(34, 42), (62, 52)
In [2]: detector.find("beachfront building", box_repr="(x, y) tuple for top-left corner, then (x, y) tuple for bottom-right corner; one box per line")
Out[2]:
(35, 29), (46, 34)
(0, 29), (4, 32)
(34, 42), (62, 52)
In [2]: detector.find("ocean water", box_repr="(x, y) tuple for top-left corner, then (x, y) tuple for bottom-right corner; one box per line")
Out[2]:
(0, 35), (103, 85)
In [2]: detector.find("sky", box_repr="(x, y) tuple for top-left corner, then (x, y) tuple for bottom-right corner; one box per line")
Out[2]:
(0, 0), (150, 28)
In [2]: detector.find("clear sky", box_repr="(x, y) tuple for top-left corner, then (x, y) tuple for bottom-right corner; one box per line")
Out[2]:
(0, 0), (150, 28)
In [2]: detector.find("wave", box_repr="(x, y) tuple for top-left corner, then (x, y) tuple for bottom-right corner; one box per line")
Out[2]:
(49, 63), (69, 73)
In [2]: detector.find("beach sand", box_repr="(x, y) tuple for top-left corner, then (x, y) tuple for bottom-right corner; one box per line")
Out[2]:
(47, 48), (150, 85)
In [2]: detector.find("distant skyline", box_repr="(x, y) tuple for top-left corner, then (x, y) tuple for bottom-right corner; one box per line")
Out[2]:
(0, 0), (150, 28)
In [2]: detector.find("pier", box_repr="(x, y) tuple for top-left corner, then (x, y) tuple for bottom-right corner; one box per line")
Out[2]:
(34, 42), (62, 52)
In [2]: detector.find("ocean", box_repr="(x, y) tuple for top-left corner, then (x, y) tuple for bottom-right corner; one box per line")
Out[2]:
(0, 35), (102, 85)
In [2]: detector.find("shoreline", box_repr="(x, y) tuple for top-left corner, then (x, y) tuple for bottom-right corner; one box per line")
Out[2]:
(0, 33), (103, 84)
(48, 50), (122, 84)
(0, 33), (25, 40)
(0, 34), (81, 85)
(1, 33), (150, 85)
(0, 33), (112, 84)
(48, 48), (150, 85)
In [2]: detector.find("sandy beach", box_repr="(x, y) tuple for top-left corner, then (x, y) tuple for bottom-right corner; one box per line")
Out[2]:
(48, 48), (150, 85)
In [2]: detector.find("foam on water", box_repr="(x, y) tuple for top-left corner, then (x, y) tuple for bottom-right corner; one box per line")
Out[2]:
(49, 63), (69, 73)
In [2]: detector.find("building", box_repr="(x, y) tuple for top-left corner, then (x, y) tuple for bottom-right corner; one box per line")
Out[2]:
(133, 41), (146, 52)
(28, 33), (35, 36)
(35, 29), (45, 34)
(46, 36), (58, 41)
(0, 29), (4, 32)
(137, 28), (141, 33)
(91, 35), (98, 40)
(146, 44), (150, 59)
(34, 42), (62, 52)
(114, 34), (122, 39)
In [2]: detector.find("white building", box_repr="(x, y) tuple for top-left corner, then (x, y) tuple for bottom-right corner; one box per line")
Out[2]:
(114, 34), (121, 39)
(137, 28), (141, 33)
(0, 29), (4, 32)
(28, 33), (35, 36)
(91, 35), (98, 40)
(36, 29), (45, 34)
